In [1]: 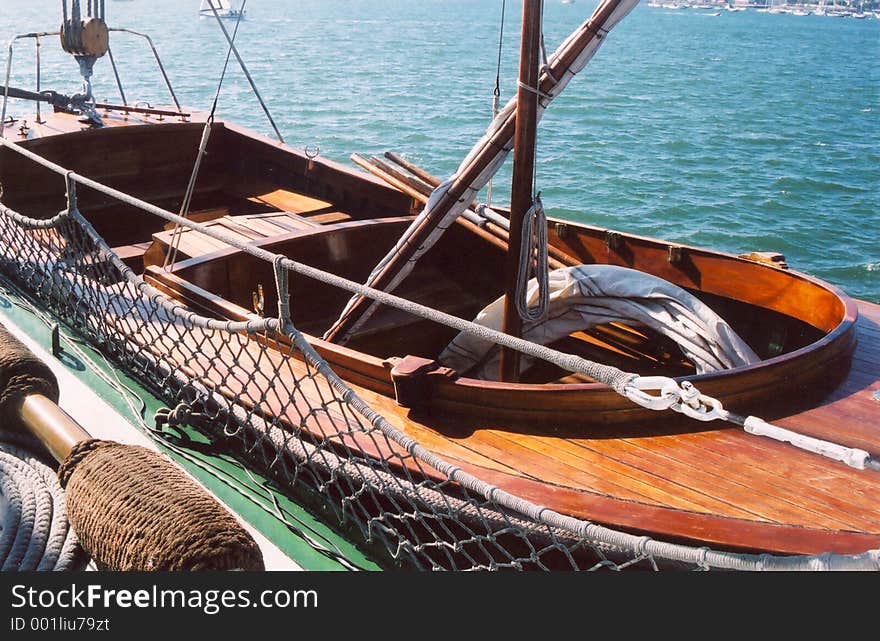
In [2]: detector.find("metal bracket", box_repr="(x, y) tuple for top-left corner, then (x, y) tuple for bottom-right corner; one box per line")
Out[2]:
(667, 245), (686, 265)
(605, 230), (623, 252)
(555, 222), (569, 239)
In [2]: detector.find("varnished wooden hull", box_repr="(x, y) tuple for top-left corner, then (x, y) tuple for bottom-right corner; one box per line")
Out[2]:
(149, 215), (859, 431)
(4, 113), (878, 556)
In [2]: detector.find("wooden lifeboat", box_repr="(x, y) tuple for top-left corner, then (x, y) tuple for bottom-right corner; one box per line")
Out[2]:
(143, 213), (858, 431)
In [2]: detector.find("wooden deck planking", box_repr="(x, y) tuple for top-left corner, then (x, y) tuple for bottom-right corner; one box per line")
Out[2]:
(687, 430), (880, 529)
(691, 427), (880, 498)
(106, 293), (879, 552)
(147, 211), (322, 264)
(477, 429), (761, 516)
(131, 316), (522, 478)
(617, 431), (878, 530)
(448, 428), (717, 510)
(567, 433), (859, 529)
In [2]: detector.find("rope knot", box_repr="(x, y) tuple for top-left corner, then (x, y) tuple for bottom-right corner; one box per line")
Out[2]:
(155, 402), (194, 428)
(57, 438), (114, 488)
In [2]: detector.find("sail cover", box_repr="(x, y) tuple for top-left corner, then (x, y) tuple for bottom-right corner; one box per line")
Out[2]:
(438, 264), (761, 380)
(326, 0), (641, 344)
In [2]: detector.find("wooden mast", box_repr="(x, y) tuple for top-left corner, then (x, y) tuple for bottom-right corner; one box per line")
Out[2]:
(499, 0), (543, 383)
(323, 0), (626, 345)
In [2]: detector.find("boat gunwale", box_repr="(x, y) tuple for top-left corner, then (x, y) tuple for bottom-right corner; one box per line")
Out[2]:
(154, 213), (859, 400)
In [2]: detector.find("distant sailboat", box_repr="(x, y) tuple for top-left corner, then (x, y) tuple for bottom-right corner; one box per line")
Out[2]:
(199, 0), (246, 20)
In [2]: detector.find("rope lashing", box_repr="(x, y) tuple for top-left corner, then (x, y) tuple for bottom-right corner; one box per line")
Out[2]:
(516, 79), (554, 102)
(514, 194), (549, 322)
(154, 403), (193, 428)
(0, 324), (59, 431)
(274, 253), (292, 327)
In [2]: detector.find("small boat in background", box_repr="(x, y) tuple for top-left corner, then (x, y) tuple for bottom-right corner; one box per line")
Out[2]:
(199, 0), (246, 20)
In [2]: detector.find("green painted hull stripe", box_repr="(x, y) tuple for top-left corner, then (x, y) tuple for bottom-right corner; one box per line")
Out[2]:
(0, 284), (381, 572)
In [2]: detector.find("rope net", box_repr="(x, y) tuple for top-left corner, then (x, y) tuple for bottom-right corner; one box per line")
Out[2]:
(0, 166), (876, 572)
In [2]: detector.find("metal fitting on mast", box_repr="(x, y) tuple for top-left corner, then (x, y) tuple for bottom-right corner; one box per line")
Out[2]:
(60, 1), (109, 125)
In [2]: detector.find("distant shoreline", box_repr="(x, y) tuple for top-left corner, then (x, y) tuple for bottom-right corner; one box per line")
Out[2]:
(645, 1), (879, 19)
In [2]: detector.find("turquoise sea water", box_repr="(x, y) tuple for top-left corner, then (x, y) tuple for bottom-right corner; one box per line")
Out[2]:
(2, 1), (878, 302)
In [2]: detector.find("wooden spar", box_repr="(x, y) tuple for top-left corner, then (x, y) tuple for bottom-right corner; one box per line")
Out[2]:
(323, 0), (627, 344)
(352, 152), (568, 270)
(19, 394), (92, 463)
(384, 152), (443, 189)
(500, 0), (543, 383)
(382, 151), (580, 267)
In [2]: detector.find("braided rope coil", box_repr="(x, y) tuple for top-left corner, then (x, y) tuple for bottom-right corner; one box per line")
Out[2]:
(0, 437), (85, 571)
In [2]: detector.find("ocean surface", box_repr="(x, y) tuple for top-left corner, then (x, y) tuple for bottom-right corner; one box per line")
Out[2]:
(2, 0), (877, 302)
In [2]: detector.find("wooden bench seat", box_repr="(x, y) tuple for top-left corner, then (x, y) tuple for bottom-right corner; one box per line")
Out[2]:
(233, 183), (353, 225)
(143, 210), (327, 267)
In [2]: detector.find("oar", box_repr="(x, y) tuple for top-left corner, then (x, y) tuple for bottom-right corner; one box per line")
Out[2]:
(0, 321), (264, 571)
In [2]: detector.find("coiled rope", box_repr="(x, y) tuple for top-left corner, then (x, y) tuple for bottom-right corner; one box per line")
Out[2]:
(514, 194), (549, 322)
(0, 434), (85, 571)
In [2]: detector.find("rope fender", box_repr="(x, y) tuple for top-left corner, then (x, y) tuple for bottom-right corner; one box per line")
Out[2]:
(59, 439), (265, 571)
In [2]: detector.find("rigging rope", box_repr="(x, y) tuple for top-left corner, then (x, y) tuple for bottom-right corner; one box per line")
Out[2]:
(514, 1), (550, 324)
(164, 3), (247, 270)
(486, 0), (507, 207)
(514, 194), (549, 322)
(204, 0), (284, 144)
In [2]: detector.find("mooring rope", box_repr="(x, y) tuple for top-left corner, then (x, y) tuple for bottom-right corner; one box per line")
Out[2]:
(0, 436), (84, 571)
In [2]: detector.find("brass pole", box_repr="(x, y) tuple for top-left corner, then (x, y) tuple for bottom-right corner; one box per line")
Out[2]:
(18, 394), (92, 463)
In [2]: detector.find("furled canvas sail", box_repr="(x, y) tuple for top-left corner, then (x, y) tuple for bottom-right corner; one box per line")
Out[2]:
(438, 265), (761, 380)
